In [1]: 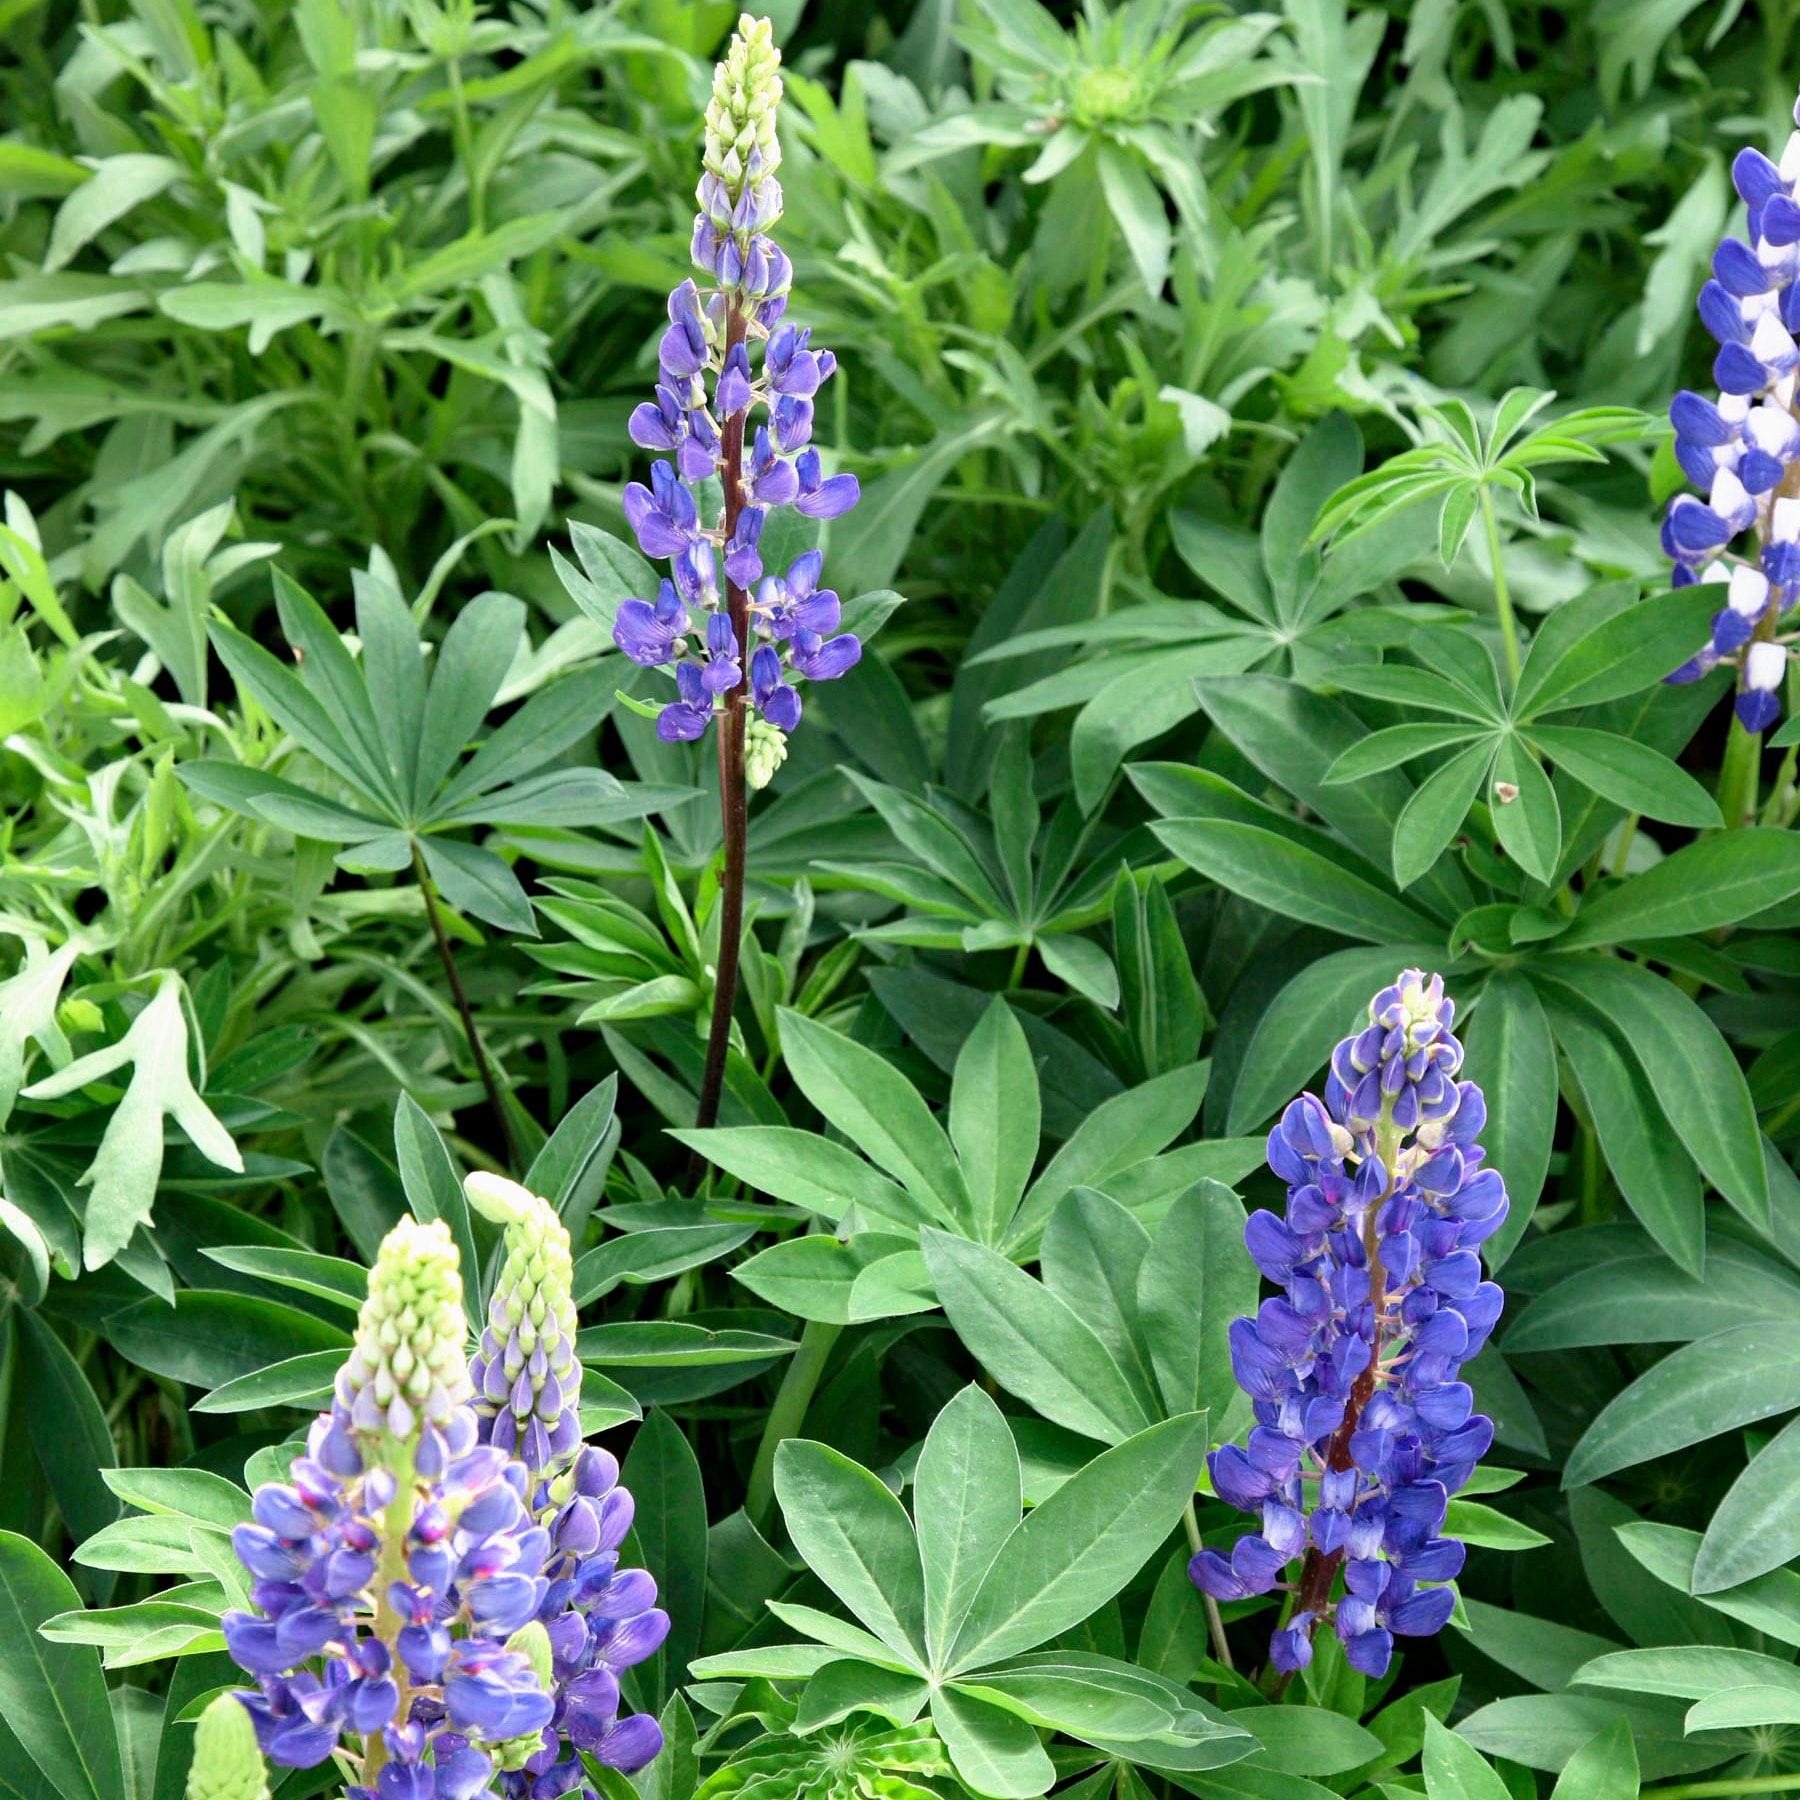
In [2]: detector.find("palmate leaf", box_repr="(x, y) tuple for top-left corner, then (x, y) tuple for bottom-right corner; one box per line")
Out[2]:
(202, 564), (626, 931)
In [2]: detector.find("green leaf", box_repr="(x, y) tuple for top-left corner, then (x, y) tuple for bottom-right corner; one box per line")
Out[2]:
(777, 1010), (973, 1231)
(44, 154), (182, 273)
(620, 1410), (707, 1702)
(571, 1223), (753, 1309)
(103, 1293), (350, 1391)
(1544, 960), (1768, 1227)
(949, 998), (1040, 1248)
(110, 1687), (160, 1800)
(1325, 723), (1487, 784)
(99, 1470), (250, 1533)
(392, 1094), (483, 1334)
(192, 1349), (347, 1414)
(945, 1413), (1209, 1674)
(931, 1685), (1053, 1799)
(1561, 830), (1800, 947)
(915, 1385), (1023, 1670)
(1442, 1501), (1551, 1551)
(1006, 1063), (1207, 1257)
(1613, 1521), (1800, 1648)
(1138, 1181), (1255, 1423)
(1513, 588), (1720, 718)
(1040, 1190), (1161, 1413)
(1541, 996), (1704, 1278)
(1694, 1413), (1800, 1593)
(1489, 736), (1560, 884)
(1524, 725), (1720, 828)
(1232, 1706), (1382, 1777)
(0, 1531), (124, 1800)
(1549, 1719), (1638, 1800)
(1227, 946), (1438, 1135)
(1460, 974), (1554, 1261)
(1422, 1715), (1510, 1800)
(731, 1231), (919, 1326)
(773, 1439), (927, 1668)
(414, 592), (526, 809)
(17, 1312), (120, 1567)
(199, 1246), (365, 1311)
(573, 1323), (796, 1367)
(1154, 819), (1440, 943)
(921, 1228), (1155, 1446)
(1563, 1322), (1800, 1486)
(1392, 739), (1494, 890)
(1505, 1243), (1800, 1350)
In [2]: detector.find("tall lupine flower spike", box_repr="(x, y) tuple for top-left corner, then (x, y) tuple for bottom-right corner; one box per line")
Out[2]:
(465, 1173), (582, 1474)
(218, 1214), (667, 1794)
(1661, 89), (1800, 732)
(1189, 971), (1506, 1680)
(187, 1694), (270, 1800)
(616, 13), (862, 768)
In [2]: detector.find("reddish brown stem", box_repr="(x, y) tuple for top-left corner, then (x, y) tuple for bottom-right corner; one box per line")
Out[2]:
(1271, 1187), (1392, 1695)
(689, 300), (750, 1178)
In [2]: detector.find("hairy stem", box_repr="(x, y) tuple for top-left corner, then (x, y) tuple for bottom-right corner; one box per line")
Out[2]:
(1184, 1497), (1234, 1672)
(1478, 486), (1521, 686)
(1649, 1778), (1800, 1800)
(412, 844), (517, 1172)
(691, 300), (751, 1175)
(745, 1316), (842, 1533)
(1717, 714), (1763, 830)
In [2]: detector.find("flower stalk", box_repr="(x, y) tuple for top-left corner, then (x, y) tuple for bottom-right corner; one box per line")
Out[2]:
(1189, 972), (1506, 1681)
(605, 15), (863, 1144)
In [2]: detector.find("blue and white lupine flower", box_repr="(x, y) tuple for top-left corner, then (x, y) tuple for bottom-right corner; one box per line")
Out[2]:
(616, 15), (861, 768)
(1189, 971), (1506, 1680)
(1662, 96), (1800, 730)
(218, 1216), (666, 1791)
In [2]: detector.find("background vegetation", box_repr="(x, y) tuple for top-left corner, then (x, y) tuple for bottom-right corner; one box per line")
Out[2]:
(1, 0), (1798, 1795)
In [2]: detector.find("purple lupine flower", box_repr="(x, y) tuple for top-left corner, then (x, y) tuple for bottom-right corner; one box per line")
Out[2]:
(217, 1216), (665, 1787)
(657, 662), (714, 742)
(604, 14), (863, 772)
(1661, 93), (1800, 731)
(1189, 970), (1505, 1680)
(612, 582), (688, 668)
(621, 462), (699, 560)
(792, 447), (860, 520)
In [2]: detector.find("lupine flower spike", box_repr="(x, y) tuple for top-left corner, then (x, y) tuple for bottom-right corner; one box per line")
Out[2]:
(187, 1693), (270, 1800)
(1189, 972), (1506, 1678)
(1662, 88), (1800, 731)
(465, 1173), (582, 1474)
(614, 13), (862, 779)
(218, 1212), (668, 1798)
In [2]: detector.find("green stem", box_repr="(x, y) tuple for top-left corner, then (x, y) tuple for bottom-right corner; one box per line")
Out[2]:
(1478, 486), (1521, 686)
(1718, 714), (1764, 830)
(1577, 1122), (1607, 1227)
(1007, 941), (1030, 990)
(1647, 1776), (1800, 1799)
(745, 1317), (843, 1533)
(412, 844), (517, 1172)
(362, 1459), (416, 1786)
(1184, 1498), (1234, 1673)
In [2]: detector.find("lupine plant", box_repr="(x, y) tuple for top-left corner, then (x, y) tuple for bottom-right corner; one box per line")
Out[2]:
(1189, 972), (1503, 1681)
(1661, 87), (1800, 822)
(609, 14), (863, 1138)
(218, 1211), (666, 1790)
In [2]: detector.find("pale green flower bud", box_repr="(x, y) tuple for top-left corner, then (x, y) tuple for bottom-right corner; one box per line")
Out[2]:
(703, 15), (782, 195)
(466, 1173), (582, 1470)
(186, 1696), (268, 1800)
(744, 718), (787, 789)
(336, 1215), (471, 1441)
